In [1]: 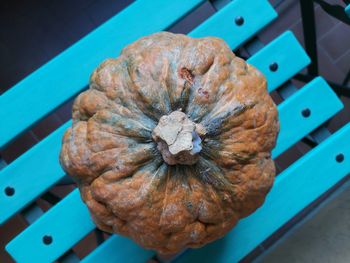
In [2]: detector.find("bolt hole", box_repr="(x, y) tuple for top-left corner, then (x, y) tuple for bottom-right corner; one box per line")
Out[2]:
(235, 16), (244, 26)
(269, 62), (278, 72)
(301, 108), (311, 118)
(4, 187), (15, 196)
(43, 235), (53, 245)
(336, 154), (344, 163)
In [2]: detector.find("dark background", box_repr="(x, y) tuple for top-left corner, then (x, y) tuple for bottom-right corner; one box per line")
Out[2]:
(1, 0), (350, 262)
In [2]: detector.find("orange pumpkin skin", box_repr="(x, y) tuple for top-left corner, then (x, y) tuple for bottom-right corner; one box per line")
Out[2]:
(60, 32), (279, 254)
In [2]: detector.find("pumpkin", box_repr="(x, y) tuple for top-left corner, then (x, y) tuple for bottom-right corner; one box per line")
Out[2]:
(60, 32), (279, 254)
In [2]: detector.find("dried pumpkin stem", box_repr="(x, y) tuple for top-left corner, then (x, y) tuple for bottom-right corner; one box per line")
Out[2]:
(152, 111), (203, 165)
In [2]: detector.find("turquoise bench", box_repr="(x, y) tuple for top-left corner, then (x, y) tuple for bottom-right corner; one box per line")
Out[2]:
(346, 4), (350, 17)
(1, 0), (348, 262)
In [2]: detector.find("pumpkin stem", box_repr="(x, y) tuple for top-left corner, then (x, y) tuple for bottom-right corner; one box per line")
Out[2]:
(152, 111), (203, 165)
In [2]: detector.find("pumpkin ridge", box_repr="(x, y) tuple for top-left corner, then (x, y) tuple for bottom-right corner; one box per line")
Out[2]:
(124, 55), (171, 120)
(195, 157), (233, 192)
(163, 58), (180, 111)
(89, 61), (158, 129)
(159, 164), (171, 226)
(107, 58), (160, 123)
(89, 159), (164, 217)
(202, 121), (276, 170)
(185, 51), (237, 122)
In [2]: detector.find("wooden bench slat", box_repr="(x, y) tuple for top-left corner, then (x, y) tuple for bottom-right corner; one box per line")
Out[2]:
(247, 31), (310, 92)
(0, 122), (70, 224)
(6, 190), (95, 263)
(82, 235), (154, 263)
(0, 0), (204, 148)
(189, 0), (277, 50)
(176, 122), (350, 263)
(0, 4), (288, 226)
(272, 77), (343, 158)
(6, 76), (341, 262)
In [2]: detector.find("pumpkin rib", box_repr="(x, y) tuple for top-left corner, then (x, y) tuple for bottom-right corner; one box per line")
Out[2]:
(76, 70), (158, 142)
(61, 121), (98, 183)
(185, 53), (234, 122)
(209, 127), (277, 169)
(81, 184), (129, 234)
(90, 159), (163, 216)
(124, 54), (170, 121)
(162, 57), (179, 111)
(88, 144), (156, 175)
(195, 157), (233, 193)
(226, 155), (275, 217)
(174, 70), (196, 111)
(199, 53), (215, 76)
(172, 39), (197, 112)
(88, 119), (153, 143)
(157, 56), (175, 113)
(159, 165), (171, 226)
(185, 49), (248, 123)
(86, 127), (140, 153)
(91, 58), (159, 125)
(90, 110), (153, 139)
(199, 71), (267, 137)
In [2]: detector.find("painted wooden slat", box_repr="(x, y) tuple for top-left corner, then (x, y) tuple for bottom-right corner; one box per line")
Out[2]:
(346, 5), (350, 17)
(6, 77), (341, 262)
(0, 0), (204, 148)
(272, 77), (343, 158)
(82, 235), (154, 263)
(0, 122), (70, 224)
(247, 31), (310, 92)
(176, 122), (350, 263)
(0, 6), (286, 226)
(189, 0), (277, 50)
(6, 190), (95, 263)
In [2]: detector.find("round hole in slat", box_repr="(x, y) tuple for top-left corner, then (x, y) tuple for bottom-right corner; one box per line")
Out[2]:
(269, 62), (278, 72)
(43, 235), (53, 245)
(301, 108), (311, 118)
(336, 153), (344, 163)
(235, 16), (244, 26)
(4, 187), (15, 196)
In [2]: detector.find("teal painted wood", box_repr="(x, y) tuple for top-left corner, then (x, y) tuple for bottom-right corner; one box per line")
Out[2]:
(247, 31), (310, 92)
(0, 31), (309, 225)
(82, 235), (154, 263)
(346, 5), (350, 17)
(6, 190), (95, 263)
(6, 77), (341, 262)
(189, 0), (277, 50)
(0, 0), (204, 148)
(176, 122), (350, 263)
(0, 121), (71, 224)
(272, 77), (343, 158)
(0, 122), (70, 224)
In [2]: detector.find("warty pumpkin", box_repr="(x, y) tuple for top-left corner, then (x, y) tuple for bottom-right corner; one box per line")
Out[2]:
(60, 32), (279, 254)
